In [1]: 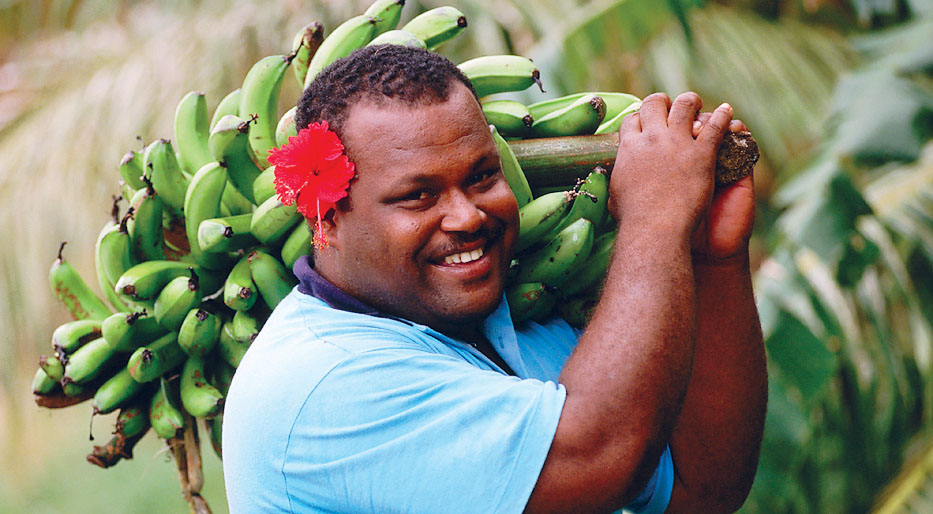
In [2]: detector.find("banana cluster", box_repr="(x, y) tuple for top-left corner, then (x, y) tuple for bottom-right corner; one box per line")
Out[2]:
(32, 0), (641, 504)
(481, 94), (643, 327)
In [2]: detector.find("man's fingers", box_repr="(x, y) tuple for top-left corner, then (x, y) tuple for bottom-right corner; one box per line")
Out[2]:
(620, 111), (641, 136)
(697, 103), (733, 146)
(693, 112), (712, 138)
(693, 114), (747, 138)
(729, 119), (748, 132)
(638, 92), (671, 132)
(668, 92), (702, 134)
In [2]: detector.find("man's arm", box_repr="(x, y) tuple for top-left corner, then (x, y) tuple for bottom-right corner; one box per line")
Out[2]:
(526, 92), (733, 514)
(668, 165), (767, 512)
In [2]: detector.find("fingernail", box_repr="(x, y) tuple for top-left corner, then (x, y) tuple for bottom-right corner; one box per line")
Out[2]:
(693, 120), (702, 131)
(719, 102), (733, 114)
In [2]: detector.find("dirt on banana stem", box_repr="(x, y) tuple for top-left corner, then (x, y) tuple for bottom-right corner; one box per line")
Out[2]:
(715, 130), (759, 186)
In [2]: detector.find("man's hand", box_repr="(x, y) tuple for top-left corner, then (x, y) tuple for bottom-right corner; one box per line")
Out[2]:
(690, 115), (756, 263)
(608, 92), (734, 241)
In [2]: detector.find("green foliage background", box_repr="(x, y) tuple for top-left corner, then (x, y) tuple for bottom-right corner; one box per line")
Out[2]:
(0, 0), (931, 512)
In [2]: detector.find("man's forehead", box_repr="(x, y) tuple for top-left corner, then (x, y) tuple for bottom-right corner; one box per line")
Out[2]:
(342, 87), (490, 154)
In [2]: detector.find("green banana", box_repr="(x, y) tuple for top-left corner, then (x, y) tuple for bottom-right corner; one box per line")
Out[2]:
(95, 215), (135, 313)
(241, 54), (296, 168)
(115, 260), (200, 303)
(482, 100), (534, 138)
(208, 361), (233, 453)
(206, 415), (223, 459)
(52, 319), (103, 354)
(556, 294), (599, 328)
(174, 91), (214, 175)
(515, 191), (574, 253)
(275, 106), (298, 147)
(49, 242), (112, 321)
(210, 88), (241, 131)
(127, 332), (186, 383)
(119, 150), (146, 196)
(209, 114), (264, 204)
(514, 217), (595, 286)
(303, 15), (379, 89)
(249, 249), (298, 310)
(39, 354), (64, 382)
(62, 380), (90, 398)
(150, 377), (185, 439)
(252, 166), (277, 205)
(224, 254), (258, 312)
(400, 6), (467, 51)
(458, 55), (543, 98)
(529, 92), (640, 121)
(250, 194), (301, 247)
(93, 367), (146, 415)
(87, 403), (150, 468)
(116, 400), (151, 438)
(211, 360), (236, 396)
(542, 166), (609, 242)
(231, 309), (260, 343)
(127, 177), (166, 262)
(184, 161), (232, 270)
(594, 100), (641, 135)
(218, 320), (251, 368)
(178, 308), (221, 356)
(101, 310), (166, 352)
(153, 269), (203, 331)
(33, 368), (59, 396)
(364, 0), (406, 36)
(61, 336), (118, 385)
(506, 282), (557, 324)
(198, 213), (256, 253)
(281, 221), (312, 270)
(491, 125), (533, 208)
(559, 229), (616, 297)
(368, 29), (426, 49)
(531, 94), (606, 138)
(291, 22), (325, 89)
(143, 138), (189, 214)
(222, 181), (254, 216)
(180, 356), (224, 419)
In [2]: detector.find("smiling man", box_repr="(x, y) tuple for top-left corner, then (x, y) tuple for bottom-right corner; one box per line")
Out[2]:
(223, 45), (767, 514)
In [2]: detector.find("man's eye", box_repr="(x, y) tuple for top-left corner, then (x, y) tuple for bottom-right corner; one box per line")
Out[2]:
(469, 168), (499, 185)
(401, 190), (432, 202)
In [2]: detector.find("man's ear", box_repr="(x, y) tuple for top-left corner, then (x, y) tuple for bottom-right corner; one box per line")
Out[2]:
(318, 210), (340, 249)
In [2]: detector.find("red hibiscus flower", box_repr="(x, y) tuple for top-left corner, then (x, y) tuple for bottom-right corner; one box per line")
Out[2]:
(268, 121), (355, 248)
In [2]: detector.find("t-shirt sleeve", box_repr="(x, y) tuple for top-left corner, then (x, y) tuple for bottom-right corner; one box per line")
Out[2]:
(281, 346), (566, 514)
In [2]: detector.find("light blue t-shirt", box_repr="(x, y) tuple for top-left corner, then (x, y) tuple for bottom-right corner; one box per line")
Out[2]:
(222, 285), (673, 513)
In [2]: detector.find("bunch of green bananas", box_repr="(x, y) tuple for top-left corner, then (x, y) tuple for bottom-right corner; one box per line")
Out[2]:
(31, 0), (648, 506)
(476, 90), (645, 328)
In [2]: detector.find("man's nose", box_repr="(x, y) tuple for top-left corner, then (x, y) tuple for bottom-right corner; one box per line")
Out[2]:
(440, 190), (486, 233)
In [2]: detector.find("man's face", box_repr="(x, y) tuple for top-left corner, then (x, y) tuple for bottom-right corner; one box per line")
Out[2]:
(322, 83), (519, 336)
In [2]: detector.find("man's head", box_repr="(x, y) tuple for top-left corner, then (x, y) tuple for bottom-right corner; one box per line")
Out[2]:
(296, 44), (478, 138)
(298, 45), (519, 337)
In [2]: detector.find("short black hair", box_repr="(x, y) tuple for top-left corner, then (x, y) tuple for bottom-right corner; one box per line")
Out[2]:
(295, 44), (477, 137)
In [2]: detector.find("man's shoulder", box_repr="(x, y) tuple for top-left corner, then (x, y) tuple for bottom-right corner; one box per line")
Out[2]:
(255, 288), (434, 355)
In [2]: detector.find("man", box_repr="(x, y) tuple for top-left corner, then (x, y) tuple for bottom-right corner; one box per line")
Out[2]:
(223, 45), (767, 513)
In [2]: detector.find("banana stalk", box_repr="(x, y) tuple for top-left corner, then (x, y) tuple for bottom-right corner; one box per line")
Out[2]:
(507, 131), (759, 189)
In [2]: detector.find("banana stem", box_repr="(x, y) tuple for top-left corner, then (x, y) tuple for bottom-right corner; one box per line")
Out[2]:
(168, 436), (191, 501)
(184, 414), (204, 494)
(508, 131), (759, 188)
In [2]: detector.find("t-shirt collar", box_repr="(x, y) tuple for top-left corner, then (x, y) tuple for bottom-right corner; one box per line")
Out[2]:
(293, 255), (385, 318)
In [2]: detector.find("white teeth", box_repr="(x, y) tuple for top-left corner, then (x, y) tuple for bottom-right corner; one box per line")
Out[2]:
(443, 247), (484, 265)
